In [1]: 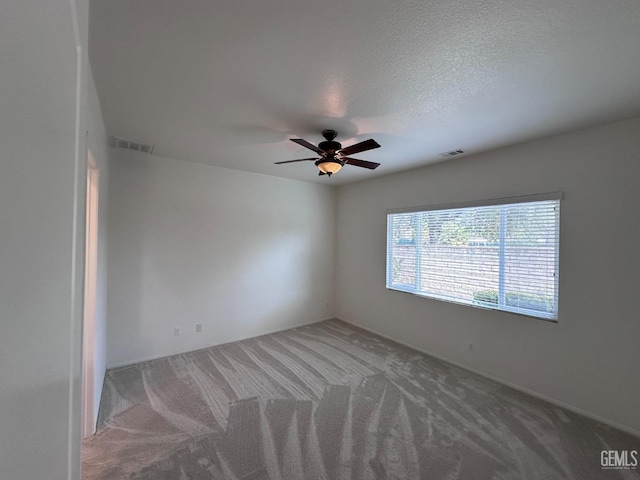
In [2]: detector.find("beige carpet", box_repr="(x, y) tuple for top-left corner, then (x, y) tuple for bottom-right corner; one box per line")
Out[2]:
(82, 319), (639, 479)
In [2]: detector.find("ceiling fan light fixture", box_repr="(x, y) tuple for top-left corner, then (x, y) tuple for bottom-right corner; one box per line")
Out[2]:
(316, 159), (343, 176)
(276, 131), (381, 177)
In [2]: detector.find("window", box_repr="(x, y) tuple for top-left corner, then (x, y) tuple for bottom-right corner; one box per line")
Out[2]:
(386, 193), (561, 321)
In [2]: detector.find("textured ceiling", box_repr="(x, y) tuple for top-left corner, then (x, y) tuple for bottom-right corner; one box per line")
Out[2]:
(89, 0), (640, 185)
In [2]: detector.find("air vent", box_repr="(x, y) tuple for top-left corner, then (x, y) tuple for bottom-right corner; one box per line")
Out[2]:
(108, 136), (155, 154)
(439, 149), (465, 157)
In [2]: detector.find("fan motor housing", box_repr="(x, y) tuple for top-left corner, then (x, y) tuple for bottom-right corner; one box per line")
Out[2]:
(318, 140), (342, 154)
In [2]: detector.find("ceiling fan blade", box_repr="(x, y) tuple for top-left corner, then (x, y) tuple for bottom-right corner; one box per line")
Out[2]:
(274, 158), (318, 165)
(339, 139), (380, 156)
(290, 138), (325, 155)
(343, 157), (380, 170)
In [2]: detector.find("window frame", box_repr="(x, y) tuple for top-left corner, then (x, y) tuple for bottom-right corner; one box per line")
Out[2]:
(386, 193), (562, 322)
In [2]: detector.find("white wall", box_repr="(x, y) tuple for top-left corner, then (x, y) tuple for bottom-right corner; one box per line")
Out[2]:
(0, 1), (90, 478)
(86, 69), (110, 430)
(107, 151), (335, 367)
(336, 118), (640, 435)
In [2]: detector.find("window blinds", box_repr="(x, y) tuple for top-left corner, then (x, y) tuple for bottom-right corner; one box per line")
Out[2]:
(386, 194), (561, 320)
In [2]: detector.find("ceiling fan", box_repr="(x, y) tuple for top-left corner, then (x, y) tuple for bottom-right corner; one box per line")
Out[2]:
(275, 130), (381, 177)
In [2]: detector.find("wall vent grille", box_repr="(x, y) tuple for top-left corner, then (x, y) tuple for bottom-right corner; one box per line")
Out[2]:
(108, 136), (155, 154)
(439, 149), (465, 157)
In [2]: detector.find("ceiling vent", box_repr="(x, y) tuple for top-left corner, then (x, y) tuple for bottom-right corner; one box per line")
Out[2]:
(439, 149), (465, 157)
(108, 136), (155, 154)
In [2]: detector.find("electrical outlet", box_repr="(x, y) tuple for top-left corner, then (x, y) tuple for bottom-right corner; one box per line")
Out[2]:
(174, 327), (180, 336)
(468, 342), (474, 351)
(196, 323), (202, 333)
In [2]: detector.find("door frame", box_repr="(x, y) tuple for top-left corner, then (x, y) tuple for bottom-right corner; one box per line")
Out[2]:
(81, 152), (99, 438)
